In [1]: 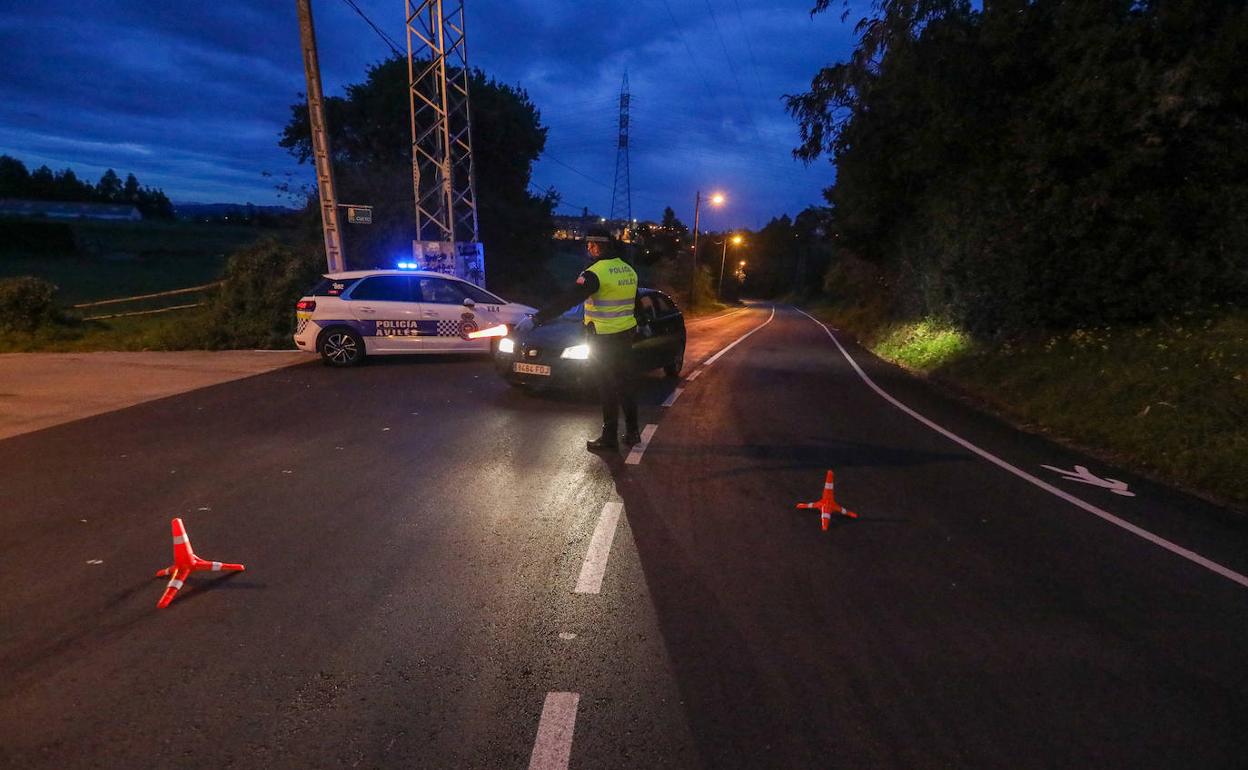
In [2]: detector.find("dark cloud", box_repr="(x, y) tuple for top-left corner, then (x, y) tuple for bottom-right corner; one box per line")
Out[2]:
(0, 0), (857, 225)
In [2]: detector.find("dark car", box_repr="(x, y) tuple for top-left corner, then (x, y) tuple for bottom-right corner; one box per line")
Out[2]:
(494, 288), (686, 389)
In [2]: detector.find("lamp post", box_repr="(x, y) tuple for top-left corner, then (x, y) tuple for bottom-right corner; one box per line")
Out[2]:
(690, 191), (724, 307)
(718, 233), (743, 299)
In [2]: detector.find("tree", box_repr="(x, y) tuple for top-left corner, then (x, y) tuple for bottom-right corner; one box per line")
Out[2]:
(788, 0), (1248, 332)
(0, 155), (30, 199)
(279, 55), (555, 290)
(123, 173), (140, 203)
(96, 169), (123, 202)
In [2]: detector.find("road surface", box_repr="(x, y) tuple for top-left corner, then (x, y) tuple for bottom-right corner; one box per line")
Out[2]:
(1, 304), (1245, 769)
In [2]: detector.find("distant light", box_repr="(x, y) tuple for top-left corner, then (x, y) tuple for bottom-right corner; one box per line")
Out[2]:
(600, 217), (607, 222)
(732, 235), (743, 245)
(710, 193), (725, 206)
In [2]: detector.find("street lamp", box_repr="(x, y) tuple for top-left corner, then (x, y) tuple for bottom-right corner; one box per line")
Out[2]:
(691, 190), (725, 306)
(717, 234), (745, 299)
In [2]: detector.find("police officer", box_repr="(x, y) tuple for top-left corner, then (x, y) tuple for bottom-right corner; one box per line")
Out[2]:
(514, 229), (641, 451)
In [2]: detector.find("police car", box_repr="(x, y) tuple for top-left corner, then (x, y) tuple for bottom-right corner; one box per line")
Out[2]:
(293, 269), (537, 366)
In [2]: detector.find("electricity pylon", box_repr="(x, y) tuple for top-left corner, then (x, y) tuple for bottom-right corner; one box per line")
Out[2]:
(406, 0), (483, 281)
(609, 72), (632, 225)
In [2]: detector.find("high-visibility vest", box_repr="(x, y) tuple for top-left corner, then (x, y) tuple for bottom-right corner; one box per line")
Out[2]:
(583, 258), (638, 334)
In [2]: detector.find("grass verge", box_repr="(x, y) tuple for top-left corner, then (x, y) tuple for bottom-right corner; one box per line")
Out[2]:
(0, 307), (211, 353)
(808, 301), (1248, 511)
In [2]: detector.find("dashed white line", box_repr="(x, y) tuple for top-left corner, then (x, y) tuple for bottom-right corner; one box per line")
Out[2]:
(794, 307), (1248, 589)
(528, 692), (580, 770)
(661, 387), (684, 407)
(624, 424), (658, 466)
(685, 368), (703, 381)
(575, 501), (624, 593)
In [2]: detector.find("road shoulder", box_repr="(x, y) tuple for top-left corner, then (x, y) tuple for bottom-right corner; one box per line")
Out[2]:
(0, 350), (308, 440)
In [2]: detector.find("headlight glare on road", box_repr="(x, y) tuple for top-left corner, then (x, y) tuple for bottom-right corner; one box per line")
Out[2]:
(561, 343), (591, 360)
(498, 337), (516, 354)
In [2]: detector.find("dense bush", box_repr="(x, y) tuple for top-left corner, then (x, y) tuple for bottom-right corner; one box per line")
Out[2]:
(0, 276), (59, 331)
(790, 1), (1248, 334)
(198, 238), (321, 349)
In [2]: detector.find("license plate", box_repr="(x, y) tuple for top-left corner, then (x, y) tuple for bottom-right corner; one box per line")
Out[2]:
(513, 362), (551, 376)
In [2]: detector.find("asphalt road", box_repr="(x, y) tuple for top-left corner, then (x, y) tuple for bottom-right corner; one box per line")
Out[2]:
(1, 304), (1245, 769)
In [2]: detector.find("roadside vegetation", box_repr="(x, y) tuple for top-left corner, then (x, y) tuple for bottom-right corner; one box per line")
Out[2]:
(776, 2), (1248, 509)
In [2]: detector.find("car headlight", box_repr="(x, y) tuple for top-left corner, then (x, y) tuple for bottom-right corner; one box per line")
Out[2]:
(560, 343), (591, 360)
(498, 337), (516, 354)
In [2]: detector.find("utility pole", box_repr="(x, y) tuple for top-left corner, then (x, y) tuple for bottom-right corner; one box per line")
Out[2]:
(609, 72), (632, 226)
(690, 190), (724, 307)
(295, 0), (345, 272)
(406, 0), (484, 284)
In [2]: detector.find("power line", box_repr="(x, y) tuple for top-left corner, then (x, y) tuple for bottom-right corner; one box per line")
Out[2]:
(700, 0), (765, 145)
(542, 153), (612, 190)
(730, 0), (772, 106)
(340, 0), (403, 57)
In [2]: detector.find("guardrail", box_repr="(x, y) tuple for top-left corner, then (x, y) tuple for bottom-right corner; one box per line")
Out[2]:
(72, 282), (222, 321)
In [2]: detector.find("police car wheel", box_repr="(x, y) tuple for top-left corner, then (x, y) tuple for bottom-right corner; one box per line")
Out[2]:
(663, 347), (685, 378)
(319, 328), (365, 367)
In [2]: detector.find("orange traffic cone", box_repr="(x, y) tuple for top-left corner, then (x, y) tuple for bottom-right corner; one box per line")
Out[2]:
(796, 470), (858, 530)
(154, 518), (244, 608)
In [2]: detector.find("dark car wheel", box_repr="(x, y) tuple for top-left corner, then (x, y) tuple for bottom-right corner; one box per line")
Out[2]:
(319, 328), (365, 367)
(663, 345), (685, 378)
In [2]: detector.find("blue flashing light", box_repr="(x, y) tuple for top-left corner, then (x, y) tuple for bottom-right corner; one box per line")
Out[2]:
(396, 261), (419, 270)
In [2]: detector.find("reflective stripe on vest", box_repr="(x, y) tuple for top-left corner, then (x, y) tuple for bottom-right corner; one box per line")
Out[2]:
(584, 258), (638, 334)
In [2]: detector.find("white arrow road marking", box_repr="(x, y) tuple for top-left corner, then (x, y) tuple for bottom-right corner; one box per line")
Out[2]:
(1041, 464), (1136, 497)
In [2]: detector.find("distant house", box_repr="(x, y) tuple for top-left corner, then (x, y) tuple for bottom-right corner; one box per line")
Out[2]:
(0, 199), (142, 222)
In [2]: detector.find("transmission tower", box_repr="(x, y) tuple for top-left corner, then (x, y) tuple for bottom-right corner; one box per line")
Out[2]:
(609, 72), (632, 225)
(405, 0), (483, 281)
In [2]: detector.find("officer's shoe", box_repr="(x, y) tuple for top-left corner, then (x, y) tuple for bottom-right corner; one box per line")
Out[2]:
(586, 434), (618, 452)
(622, 429), (642, 447)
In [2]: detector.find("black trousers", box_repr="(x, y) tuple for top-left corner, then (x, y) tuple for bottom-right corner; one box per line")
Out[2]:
(590, 329), (638, 435)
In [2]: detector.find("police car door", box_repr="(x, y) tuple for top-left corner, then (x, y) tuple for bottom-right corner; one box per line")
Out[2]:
(414, 276), (503, 352)
(344, 275), (423, 353)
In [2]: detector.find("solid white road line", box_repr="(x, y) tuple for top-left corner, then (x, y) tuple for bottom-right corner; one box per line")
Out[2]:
(661, 387), (684, 407)
(528, 692), (580, 770)
(794, 307), (1248, 589)
(575, 501), (624, 594)
(624, 424), (658, 466)
(684, 306), (747, 325)
(703, 306), (777, 366)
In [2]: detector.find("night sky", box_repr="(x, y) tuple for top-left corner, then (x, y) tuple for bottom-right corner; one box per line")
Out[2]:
(0, 1), (856, 228)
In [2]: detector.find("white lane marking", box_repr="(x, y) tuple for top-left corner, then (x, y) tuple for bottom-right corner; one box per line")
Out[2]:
(528, 692), (580, 770)
(1041, 464), (1135, 497)
(703, 306), (777, 366)
(575, 502), (624, 594)
(661, 387), (684, 407)
(624, 424), (658, 466)
(794, 307), (1248, 589)
(685, 368), (703, 381)
(558, 632), (577, 640)
(685, 307), (747, 325)
(86, 559), (103, 565)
